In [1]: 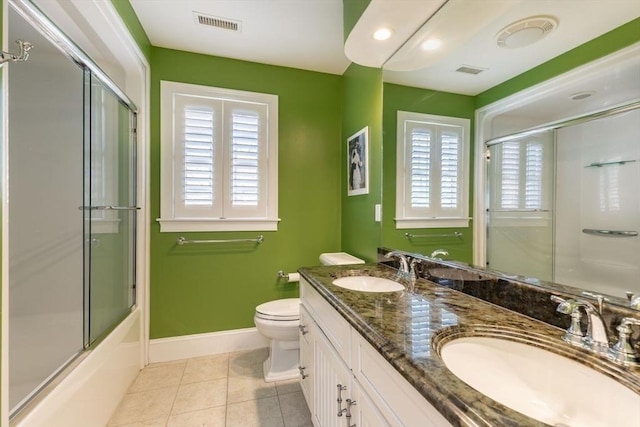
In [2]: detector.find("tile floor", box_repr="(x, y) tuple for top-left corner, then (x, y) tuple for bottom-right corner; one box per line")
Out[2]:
(108, 348), (312, 427)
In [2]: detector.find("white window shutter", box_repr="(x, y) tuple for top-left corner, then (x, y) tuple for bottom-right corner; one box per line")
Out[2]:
(159, 81), (278, 232)
(396, 111), (470, 228)
(173, 94), (223, 219)
(439, 130), (460, 209)
(410, 127), (431, 209)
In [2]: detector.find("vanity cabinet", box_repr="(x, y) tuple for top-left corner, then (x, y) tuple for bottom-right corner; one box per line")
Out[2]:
(300, 278), (451, 427)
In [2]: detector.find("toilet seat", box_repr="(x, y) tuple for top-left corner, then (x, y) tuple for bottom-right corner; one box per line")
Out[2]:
(255, 298), (300, 321)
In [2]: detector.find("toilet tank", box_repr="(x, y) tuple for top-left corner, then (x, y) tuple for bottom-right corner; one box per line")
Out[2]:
(319, 252), (365, 266)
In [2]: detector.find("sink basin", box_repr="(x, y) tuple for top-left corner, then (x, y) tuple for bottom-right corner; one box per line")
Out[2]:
(440, 336), (640, 427)
(332, 276), (404, 293)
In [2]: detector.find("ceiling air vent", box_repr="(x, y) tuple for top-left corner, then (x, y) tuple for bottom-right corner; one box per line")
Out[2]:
(456, 66), (485, 75)
(193, 12), (241, 32)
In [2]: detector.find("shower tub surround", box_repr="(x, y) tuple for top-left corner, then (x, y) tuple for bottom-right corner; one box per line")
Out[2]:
(298, 250), (640, 427)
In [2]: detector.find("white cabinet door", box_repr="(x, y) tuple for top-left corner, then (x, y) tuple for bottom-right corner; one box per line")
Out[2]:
(313, 325), (352, 427)
(299, 304), (314, 409)
(349, 380), (392, 427)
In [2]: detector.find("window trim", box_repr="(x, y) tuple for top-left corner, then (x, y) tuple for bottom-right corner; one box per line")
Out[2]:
(395, 111), (471, 229)
(158, 81), (279, 232)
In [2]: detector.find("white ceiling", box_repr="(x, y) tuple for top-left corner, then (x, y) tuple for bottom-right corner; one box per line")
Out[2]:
(129, 0), (640, 98)
(129, 0), (350, 75)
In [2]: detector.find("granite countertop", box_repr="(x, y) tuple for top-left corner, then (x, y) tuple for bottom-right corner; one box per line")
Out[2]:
(298, 263), (640, 427)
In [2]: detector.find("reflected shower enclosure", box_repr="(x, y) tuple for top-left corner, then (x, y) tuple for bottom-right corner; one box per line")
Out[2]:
(486, 109), (640, 297)
(8, 6), (137, 415)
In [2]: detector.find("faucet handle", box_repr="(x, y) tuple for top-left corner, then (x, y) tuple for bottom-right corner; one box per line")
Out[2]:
(551, 295), (585, 345)
(609, 317), (640, 366)
(581, 291), (610, 314)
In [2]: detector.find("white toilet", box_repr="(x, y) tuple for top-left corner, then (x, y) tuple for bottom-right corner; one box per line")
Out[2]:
(254, 252), (364, 382)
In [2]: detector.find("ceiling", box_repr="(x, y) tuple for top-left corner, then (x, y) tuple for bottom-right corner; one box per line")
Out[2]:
(129, 0), (350, 75)
(129, 0), (640, 98)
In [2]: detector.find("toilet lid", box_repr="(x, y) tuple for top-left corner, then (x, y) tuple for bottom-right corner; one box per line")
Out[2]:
(256, 298), (300, 321)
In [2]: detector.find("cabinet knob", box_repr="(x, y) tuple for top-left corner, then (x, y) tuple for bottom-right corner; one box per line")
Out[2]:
(299, 324), (308, 335)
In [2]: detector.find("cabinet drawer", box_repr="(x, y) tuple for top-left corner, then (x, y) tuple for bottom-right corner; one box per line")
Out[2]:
(351, 330), (452, 427)
(301, 279), (351, 364)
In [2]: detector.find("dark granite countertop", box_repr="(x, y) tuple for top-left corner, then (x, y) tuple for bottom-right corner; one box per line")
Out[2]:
(298, 263), (640, 427)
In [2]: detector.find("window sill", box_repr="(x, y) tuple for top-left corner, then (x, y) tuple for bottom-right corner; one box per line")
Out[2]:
(157, 218), (280, 232)
(395, 218), (471, 229)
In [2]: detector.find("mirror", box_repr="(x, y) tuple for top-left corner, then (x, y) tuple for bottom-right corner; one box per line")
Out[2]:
(353, 0), (640, 308)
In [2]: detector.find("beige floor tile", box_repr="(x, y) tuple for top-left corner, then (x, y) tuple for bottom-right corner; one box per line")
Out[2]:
(227, 374), (277, 404)
(129, 363), (185, 393)
(167, 406), (226, 427)
(182, 353), (229, 384)
(278, 392), (312, 427)
(275, 379), (302, 396)
(108, 386), (177, 426)
(171, 378), (227, 415)
(228, 348), (268, 378)
(109, 417), (168, 427)
(226, 396), (285, 427)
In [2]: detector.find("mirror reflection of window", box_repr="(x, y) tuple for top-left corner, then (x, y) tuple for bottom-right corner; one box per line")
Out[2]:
(88, 83), (120, 233)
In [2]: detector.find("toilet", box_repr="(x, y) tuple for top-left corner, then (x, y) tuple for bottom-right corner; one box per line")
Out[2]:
(254, 252), (365, 382)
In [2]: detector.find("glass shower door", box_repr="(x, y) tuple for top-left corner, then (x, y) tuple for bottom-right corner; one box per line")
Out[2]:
(84, 75), (137, 346)
(486, 131), (555, 281)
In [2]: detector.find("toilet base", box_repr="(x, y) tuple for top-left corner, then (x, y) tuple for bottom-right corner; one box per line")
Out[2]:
(262, 339), (300, 382)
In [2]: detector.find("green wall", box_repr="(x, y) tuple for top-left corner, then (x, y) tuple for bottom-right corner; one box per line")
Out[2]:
(150, 47), (342, 338)
(381, 83), (475, 263)
(341, 63), (383, 262)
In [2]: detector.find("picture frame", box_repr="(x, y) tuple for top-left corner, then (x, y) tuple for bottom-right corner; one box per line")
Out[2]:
(347, 126), (369, 196)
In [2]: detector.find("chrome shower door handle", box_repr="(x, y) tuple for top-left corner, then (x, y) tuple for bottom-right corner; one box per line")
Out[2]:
(79, 205), (141, 211)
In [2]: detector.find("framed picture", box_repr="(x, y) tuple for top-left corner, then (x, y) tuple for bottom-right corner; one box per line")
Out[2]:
(347, 126), (369, 196)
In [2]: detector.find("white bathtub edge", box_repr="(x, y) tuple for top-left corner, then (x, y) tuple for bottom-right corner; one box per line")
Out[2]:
(13, 309), (142, 427)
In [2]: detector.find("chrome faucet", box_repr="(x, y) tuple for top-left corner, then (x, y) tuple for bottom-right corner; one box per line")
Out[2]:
(625, 292), (640, 310)
(551, 295), (609, 353)
(384, 251), (411, 280)
(430, 249), (449, 259)
(610, 317), (640, 366)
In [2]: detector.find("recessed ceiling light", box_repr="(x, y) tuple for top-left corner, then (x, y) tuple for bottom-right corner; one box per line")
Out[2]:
(570, 91), (596, 100)
(373, 28), (393, 41)
(496, 16), (558, 49)
(421, 38), (442, 51)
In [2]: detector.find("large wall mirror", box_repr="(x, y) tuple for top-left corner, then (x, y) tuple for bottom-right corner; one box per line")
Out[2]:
(346, 0), (640, 309)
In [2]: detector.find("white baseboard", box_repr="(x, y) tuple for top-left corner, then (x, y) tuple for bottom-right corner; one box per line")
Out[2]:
(149, 327), (269, 363)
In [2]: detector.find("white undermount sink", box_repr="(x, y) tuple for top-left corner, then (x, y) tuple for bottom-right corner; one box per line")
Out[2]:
(332, 276), (404, 293)
(440, 336), (640, 427)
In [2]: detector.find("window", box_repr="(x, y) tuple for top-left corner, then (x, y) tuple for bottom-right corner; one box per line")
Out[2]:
(159, 81), (278, 232)
(490, 136), (552, 213)
(395, 111), (470, 228)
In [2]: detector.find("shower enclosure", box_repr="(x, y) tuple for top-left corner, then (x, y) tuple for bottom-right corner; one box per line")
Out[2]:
(486, 106), (640, 298)
(8, 4), (137, 416)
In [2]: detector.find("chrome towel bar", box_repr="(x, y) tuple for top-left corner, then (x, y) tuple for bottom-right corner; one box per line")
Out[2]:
(405, 232), (462, 239)
(176, 235), (264, 245)
(582, 229), (638, 238)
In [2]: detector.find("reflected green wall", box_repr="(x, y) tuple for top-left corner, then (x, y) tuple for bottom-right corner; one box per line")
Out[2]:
(341, 63), (383, 262)
(150, 47), (342, 338)
(381, 83), (475, 263)
(476, 17), (640, 108)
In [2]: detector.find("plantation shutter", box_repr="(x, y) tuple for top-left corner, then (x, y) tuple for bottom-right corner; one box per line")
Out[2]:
(440, 130), (459, 209)
(224, 102), (269, 218)
(410, 128), (431, 209)
(498, 140), (544, 210)
(403, 121), (464, 218)
(173, 95), (223, 219)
